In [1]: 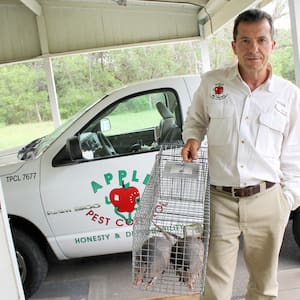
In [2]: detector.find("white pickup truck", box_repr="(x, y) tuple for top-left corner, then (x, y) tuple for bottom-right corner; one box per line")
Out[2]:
(0, 75), (201, 298)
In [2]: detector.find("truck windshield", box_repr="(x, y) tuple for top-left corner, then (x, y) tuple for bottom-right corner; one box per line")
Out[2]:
(18, 95), (109, 160)
(18, 116), (77, 161)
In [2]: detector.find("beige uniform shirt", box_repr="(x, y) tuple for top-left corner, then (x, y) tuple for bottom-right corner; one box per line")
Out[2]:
(183, 65), (300, 210)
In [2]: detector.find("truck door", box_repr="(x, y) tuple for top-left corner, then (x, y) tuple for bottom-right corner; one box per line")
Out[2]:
(40, 87), (186, 258)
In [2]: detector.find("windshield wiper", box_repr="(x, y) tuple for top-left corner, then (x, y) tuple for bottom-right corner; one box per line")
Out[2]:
(18, 137), (44, 160)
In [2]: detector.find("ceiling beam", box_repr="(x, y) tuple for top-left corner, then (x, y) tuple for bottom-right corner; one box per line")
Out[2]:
(19, 0), (42, 16)
(138, 0), (208, 6)
(200, 0), (265, 37)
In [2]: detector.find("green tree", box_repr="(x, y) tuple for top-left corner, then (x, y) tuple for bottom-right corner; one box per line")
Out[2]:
(271, 27), (295, 82)
(51, 42), (202, 120)
(0, 62), (49, 125)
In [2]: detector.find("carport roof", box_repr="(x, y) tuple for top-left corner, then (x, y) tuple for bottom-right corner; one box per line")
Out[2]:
(0, 0), (271, 64)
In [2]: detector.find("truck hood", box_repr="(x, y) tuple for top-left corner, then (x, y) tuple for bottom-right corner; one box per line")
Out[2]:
(0, 147), (25, 176)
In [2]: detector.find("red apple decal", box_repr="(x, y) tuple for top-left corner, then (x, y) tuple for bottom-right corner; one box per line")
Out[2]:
(214, 85), (223, 95)
(109, 183), (140, 213)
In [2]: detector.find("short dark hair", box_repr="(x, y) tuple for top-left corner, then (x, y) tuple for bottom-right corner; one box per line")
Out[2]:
(233, 8), (274, 41)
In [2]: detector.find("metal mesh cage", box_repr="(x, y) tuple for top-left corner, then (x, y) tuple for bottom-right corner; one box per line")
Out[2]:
(132, 144), (210, 295)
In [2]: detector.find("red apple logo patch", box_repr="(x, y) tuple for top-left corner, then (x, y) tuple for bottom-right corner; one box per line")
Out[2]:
(210, 82), (227, 100)
(109, 183), (140, 213)
(214, 85), (223, 95)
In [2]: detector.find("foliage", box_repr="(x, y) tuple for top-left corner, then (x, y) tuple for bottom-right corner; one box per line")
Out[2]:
(51, 42), (202, 121)
(0, 62), (50, 125)
(271, 28), (295, 82)
(208, 26), (235, 69)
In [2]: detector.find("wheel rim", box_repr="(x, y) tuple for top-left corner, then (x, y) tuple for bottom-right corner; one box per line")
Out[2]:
(16, 250), (27, 283)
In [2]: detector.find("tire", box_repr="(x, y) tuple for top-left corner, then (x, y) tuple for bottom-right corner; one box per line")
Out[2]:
(292, 207), (300, 248)
(13, 229), (48, 299)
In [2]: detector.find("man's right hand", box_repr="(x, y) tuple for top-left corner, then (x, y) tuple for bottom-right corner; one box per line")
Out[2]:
(181, 138), (200, 162)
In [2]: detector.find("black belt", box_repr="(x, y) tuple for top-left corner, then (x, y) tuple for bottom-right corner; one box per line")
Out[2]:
(211, 181), (276, 198)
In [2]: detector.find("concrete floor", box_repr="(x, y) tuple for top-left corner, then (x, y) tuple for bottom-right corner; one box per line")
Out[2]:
(29, 222), (300, 300)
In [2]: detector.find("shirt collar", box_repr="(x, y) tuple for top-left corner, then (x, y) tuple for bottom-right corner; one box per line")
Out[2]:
(230, 63), (275, 92)
(228, 65), (240, 81)
(263, 64), (274, 92)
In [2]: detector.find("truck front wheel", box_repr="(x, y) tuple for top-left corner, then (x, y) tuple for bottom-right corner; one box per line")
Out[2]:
(292, 207), (300, 248)
(13, 229), (48, 298)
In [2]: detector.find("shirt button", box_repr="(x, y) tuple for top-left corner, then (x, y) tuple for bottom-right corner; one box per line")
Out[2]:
(241, 139), (245, 144)
(240, 165), (244, 168)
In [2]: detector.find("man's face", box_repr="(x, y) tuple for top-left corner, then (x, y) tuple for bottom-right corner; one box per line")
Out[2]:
(231, 19), (276, 74)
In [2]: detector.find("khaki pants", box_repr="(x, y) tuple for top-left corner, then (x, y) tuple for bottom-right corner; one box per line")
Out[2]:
(202, 184), (290, 300)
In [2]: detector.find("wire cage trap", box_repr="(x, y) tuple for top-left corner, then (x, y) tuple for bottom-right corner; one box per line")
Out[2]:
(132, 144), (210, 295)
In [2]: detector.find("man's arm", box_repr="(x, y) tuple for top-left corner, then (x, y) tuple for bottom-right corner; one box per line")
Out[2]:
(181, 77), (209, 162)
(281, 87), (300, 210)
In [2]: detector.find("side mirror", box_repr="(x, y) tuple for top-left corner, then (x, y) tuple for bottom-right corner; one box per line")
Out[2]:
(66, 136), (83, 161)
(100, 118), (111, 132)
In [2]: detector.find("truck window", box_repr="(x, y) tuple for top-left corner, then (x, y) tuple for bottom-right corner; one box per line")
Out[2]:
(79, 89), (182, 159)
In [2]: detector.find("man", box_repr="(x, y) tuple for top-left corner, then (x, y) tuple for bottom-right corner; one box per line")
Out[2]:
(181, 8), (300, 300)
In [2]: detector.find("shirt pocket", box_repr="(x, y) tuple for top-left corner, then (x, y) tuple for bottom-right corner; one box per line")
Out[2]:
(256, 109), (287, 158)
(207, 102), (234, 146)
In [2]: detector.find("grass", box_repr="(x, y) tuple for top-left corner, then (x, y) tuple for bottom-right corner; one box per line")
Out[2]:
(107, 110), (161, 135)
(0, 110), (162, 151)
(0, 121), (55, 151)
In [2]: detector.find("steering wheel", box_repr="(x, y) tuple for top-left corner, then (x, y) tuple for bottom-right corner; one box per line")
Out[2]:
(97, 132), (117, 156)
(130, 143), (142, 152)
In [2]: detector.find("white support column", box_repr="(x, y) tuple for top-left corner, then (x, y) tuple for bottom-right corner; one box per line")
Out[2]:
(25, 0), (61, 128)
(199, 24), (211, 73)
(289, 0), (300, 87)
(44, 57), (61, 128)
(200, 38), (211, 73)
